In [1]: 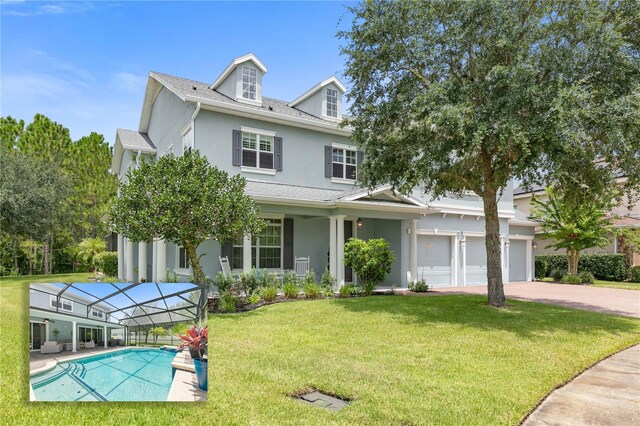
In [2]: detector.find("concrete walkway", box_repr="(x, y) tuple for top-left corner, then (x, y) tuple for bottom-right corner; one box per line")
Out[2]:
(432, 282), (640, 318)
(523, 344), (640, 426)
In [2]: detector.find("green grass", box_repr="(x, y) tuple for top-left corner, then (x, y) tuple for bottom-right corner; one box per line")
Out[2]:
(542, 277), (640, 290)
(2, 274), (640, 425)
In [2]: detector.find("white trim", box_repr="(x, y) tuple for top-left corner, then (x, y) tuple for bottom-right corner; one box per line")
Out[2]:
(236, 97), (263, 106)
(175, 246), (192, 271)
(331, 142), (357, 151)
(289, 76), (347, 107)
(341, 186), (428, 207)
(240, 126), (277, 137)
(508, 234), (535, 240)
(210, 53), (268, 90)
(416, 229), (458, 237)
(331, 177), (357, 185)
(526, 239), (533, 281)
(260, 212), (285, 220)
(427, 202), (516, 219)
(241, 166), (276, 176)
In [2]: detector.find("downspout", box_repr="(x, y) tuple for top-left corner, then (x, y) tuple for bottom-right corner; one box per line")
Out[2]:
(191, 102), (202, 150)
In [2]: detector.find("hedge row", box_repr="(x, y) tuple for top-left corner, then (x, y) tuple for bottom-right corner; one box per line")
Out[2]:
(535, 254), (628, 282)
(94, 251), (118, 277)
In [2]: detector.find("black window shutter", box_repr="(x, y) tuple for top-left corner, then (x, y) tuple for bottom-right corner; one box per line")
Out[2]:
(356, 150), (364, 178)
(274, 137), (283, 171)
(283, 218), (294, 269)
(324, 145), (332, 178)
(221, 242), (232, 268)
(232, 130), (242, 166)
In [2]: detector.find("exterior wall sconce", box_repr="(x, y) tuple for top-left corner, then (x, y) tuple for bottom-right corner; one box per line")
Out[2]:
(532, 241), (538, 250)
(356, 218), (363, 230)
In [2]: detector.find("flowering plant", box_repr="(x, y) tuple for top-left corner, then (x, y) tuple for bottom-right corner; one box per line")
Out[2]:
(177, 325), (208, 359)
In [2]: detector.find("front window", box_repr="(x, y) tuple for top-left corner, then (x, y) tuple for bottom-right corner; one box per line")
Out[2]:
(178, 247), (190, 269)
(242, 132), (274, 169)
(332, 148), (357, 180)
(231, 218), (282, 269)
(242, 67), (257, 100)
(326, 88), (338, 117)
(91, 309), (103, 319)
(50, 296), (72, 312)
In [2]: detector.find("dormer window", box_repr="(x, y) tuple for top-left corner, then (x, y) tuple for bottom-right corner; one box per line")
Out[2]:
(242, 67), (257, 100)
(326, 88), (338, 118)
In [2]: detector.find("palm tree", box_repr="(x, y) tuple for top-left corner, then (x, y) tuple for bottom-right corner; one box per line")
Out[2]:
(77, 237), (106, 272)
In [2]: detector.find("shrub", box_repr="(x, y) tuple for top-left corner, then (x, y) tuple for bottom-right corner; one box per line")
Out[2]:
(550, 267), (565, 281)
(283, 282), (299, 299)
(259, 270), (278, 288)
(239, 269), (260, 297)
(303, 283), (322, 299)
(247, 293), (261, 305)
(165, 269), (179, 283)
(562, 274), (582, 284)
(359, 281), (377, 296)
(535, 254), (628, 281)
(409, 280), (429, 292)
(629, 266), (640, 283)
(282, 270), (298, 286)
(344, 238), (395, 295)
(320, 269), (336, 289)
(303, 269), (317, 285)
(214, 272), (235, 294)
(261, 286), (279, 302)
(578, 271), (595, 284)
(534, 257), (548, 279)
(94, 251), (118, 277)
(339, 284), (358, 298)
(219, 292), (237, 312)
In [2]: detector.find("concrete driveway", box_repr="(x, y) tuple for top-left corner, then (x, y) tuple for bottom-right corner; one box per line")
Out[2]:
(432, 281), (640, 318)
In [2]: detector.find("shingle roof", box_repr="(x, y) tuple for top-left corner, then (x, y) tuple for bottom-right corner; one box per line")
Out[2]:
(615, 216), (640, 228)
(150, 71), (333, 125)
(244, 180), (347, 202)
(116, 129), (156, 152)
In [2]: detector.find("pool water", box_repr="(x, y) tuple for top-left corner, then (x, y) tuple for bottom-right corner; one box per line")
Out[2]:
(31, 349), (176, 401)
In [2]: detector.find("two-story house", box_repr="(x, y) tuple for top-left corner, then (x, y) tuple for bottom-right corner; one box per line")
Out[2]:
(112, 53), (536, 288)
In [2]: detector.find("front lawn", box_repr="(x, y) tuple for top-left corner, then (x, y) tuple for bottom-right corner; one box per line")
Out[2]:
(542, 277), (640, 291)
(2, 274), (640, 425)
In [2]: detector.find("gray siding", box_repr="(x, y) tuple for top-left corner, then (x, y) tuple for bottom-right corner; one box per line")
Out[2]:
(147, 87), (195, 156)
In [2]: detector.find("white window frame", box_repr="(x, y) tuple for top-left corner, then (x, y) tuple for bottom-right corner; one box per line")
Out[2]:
(326, 88), (338, 118)
(181, 125), (194, 154)
(49, 295), (73, 312)
(90, 308), (104, 319)
(240, 129), (275, 173)
(232, 217), (284, 270)
(174, 246), (192, 274)
(242, 66), (257, 100)
(331, 147), (357, 182)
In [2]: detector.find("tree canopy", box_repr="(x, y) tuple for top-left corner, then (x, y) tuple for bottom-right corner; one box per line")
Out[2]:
(340, 0), (640, 306)
(110, 150), (265, 285)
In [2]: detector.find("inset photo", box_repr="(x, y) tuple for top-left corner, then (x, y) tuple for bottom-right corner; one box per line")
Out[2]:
(29, 282), (207, 402)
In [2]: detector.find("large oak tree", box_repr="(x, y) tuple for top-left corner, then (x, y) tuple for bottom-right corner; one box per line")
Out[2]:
(340, 0), (640, 306)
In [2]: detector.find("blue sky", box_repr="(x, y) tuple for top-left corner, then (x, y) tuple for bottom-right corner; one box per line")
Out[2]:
(1, 1), (353, 142)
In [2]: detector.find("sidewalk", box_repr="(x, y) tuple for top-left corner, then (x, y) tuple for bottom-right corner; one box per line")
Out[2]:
(523, 344), (640, 425)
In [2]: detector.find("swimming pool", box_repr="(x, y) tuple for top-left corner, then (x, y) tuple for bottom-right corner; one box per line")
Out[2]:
(31, 348), (175, 401)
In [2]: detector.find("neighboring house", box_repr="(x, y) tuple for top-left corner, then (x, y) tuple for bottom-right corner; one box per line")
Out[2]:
(29, 283), (125, 352)
(111, 53), (536, 288)
(514, 182), (640, 266)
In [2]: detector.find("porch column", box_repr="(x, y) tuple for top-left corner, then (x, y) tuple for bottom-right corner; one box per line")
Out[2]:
(103, 326), (107, 348)
(526, 239), (532, 281)
(329, 216), (337, 279)
(117, 234), (124, 280)
(152, 240), (158, 282)
(504, 240), (510, 283)
(500, 235), (506, 284)
(72, 321), (77, 352)
(242, 235), (252, 273)
(138, 242), (147, 282)
(156, 239), (167, 282)
(452, 234), (459, 286)
(461, 236), (467, 286)
(409, 220), (418, 285)
(45, 322), (50, 342)
(336, 215), (345, 287)
(125, 238), (134, 282)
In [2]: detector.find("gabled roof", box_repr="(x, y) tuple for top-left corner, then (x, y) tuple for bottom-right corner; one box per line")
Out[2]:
(111, 129), (156, 173)
(210, 53), (268, 90)
(339, 185), (427, 207)
(289, 76), (347, 107)
(508, 210), (537, 227)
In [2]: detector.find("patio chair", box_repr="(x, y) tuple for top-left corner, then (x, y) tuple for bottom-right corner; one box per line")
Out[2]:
(294, 257), (310, 278)
(40, 341), (63, 354)
(85, 340), (96, 349)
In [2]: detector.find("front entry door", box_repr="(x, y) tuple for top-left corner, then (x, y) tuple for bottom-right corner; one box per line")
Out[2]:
(344, 220), (353, 283)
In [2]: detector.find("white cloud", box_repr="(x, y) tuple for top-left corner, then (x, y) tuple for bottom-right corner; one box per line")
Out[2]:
(2, 2), (95, 17)
(110, 72), (147, 94)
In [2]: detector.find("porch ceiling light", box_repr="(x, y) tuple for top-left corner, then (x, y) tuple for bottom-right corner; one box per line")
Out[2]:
(356, 218), (363, 230)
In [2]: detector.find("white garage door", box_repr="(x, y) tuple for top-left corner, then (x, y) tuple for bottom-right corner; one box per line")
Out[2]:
(465, 237), (487, 285)
(417, 235), (452, 287)
(509, 240), (527, 282)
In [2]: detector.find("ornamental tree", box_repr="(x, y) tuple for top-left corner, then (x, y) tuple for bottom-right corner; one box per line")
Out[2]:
(110, 150), (265, 285)
(344, 238), (395, 295)
(530, 188), (614, 275)
(339, 0), (640, 306)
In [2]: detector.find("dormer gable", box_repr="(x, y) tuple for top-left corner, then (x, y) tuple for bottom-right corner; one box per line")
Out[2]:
(210, 53), (267, 106)
(289, 76), (346, 121)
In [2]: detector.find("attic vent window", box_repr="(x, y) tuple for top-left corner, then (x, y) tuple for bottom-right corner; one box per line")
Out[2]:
(242, 66), (257, 100)
(326, 88), (338, 118)
(192, 86), (197, 90)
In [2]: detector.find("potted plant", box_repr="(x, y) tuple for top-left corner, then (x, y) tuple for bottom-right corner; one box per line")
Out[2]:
(177, 325), (208, 391)
(52, 328), (60, 341)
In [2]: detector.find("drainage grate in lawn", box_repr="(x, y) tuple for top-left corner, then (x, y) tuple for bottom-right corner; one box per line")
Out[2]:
(296, 389), (350, 411)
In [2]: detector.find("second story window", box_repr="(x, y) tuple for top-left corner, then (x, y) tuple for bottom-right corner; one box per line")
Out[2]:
(50, 295), (72, 312)
(326, 88), (338, 117)
(242, 67), (257, 100)
(332, 148), (357, 180)
(242, 132), (273, 170)
(91, 309), (104, 319)
(178, 247), (190, 269)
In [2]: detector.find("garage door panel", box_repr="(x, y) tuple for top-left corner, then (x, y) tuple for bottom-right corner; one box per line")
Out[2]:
(465, 237), (487, 285)
(417, 235), (452, 287)
(509, 240), (527, 282)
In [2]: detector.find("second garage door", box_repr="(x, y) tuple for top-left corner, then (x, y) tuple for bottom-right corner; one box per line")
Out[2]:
(417, 235), (452, 287)
(465, 237), (487, 285)
(509, 240), (527, 282)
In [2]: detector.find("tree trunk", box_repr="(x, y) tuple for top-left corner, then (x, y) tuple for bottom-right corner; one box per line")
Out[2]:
(482, 187), (506, 307)
(42, 240), (49, 275)
(185, 241), (206, 286)
(567, 249), (579, 275)
(13, 237), (18, 271)
(49, 233), (54, 274)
